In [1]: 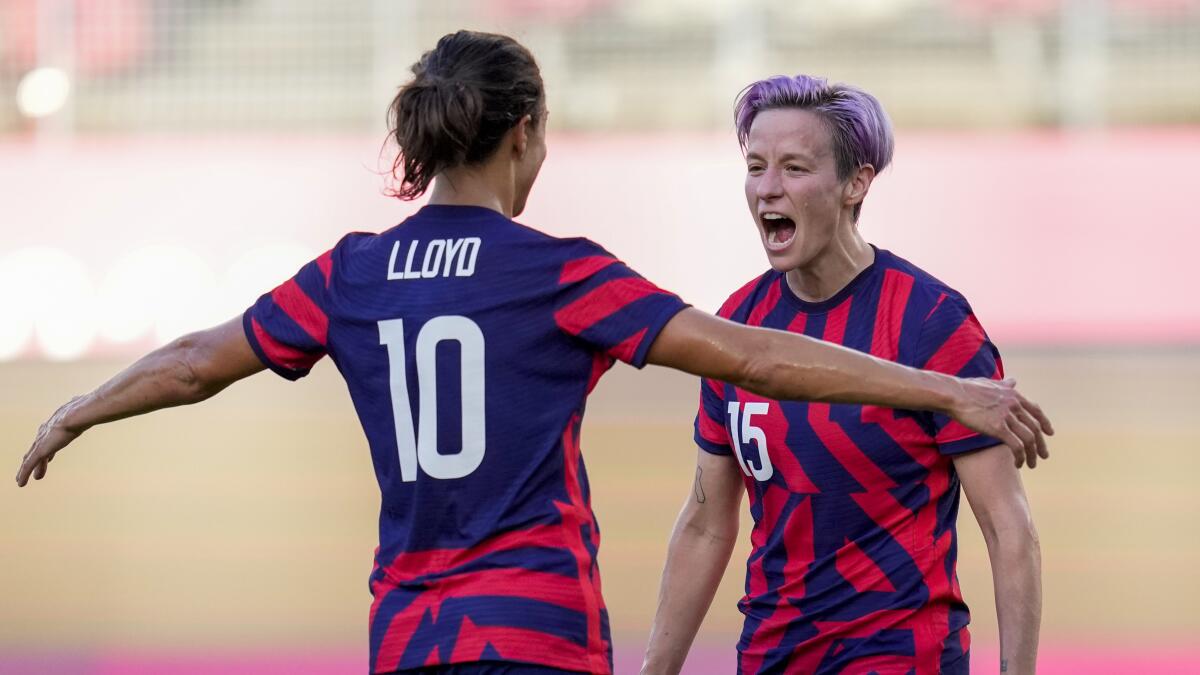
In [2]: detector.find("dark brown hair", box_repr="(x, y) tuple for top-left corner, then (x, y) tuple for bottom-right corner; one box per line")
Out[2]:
(387, 31), (544, 200)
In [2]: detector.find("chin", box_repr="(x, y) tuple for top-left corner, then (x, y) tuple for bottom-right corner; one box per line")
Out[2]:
(764, 251), (802, 273)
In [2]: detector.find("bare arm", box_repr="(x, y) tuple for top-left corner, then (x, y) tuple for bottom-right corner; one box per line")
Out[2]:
(647, 308), (1053, 467)
(641, 449), (744, 675)
(15, 317), (265, 486)
(954, 445), (1042, 674)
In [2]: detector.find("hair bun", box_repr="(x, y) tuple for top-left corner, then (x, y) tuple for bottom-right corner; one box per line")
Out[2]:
(386, 31), (544, 201)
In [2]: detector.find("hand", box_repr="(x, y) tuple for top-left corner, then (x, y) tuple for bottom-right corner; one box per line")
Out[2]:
(950, 378), (1053, 468)
(15, 396), (87, 487)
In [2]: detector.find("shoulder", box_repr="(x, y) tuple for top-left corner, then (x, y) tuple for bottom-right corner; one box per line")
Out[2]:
(321, 230), (386, 278)
(523, 234), (639, 284)
(875, 248), (977, 323)
(716, 272), (776, 321)
(554, 235), (616, 260)
(875, 250), (999, 376)
(499, 219), (624, 264)
(329, 230), (381, 257)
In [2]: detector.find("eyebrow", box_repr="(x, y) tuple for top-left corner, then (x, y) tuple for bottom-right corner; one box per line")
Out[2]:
(744, 151), (816, 163)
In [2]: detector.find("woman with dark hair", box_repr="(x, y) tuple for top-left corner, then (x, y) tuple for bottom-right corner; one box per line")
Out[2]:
(16, 35), (1049, 675)
(641, 76), (1044, 675)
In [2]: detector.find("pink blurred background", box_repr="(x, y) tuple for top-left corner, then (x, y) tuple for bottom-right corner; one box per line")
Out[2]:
(3, 130), (1198, 357)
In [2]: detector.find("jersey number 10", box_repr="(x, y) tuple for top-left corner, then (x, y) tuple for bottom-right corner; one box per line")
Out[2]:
(378, 317), (486, 482)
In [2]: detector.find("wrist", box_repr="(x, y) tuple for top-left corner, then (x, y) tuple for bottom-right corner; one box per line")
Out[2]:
(58, 394), (94, 434)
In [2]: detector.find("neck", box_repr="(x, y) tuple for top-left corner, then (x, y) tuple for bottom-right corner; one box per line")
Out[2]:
(426, 163), (515, 218)
(785, 219), (874, 302)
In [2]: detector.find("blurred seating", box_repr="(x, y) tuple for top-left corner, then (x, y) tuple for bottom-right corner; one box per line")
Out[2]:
(0, 0), (1197, 133)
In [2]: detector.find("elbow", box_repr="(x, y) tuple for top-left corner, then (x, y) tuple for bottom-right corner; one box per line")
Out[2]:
(727, 329), (822, 402)
(1001, 526), (1041, 562)
(981, 513), (1041, 560)
(165, 334), (219, 402)
(677, 508), (740, 549)
(687, 520), (739, 548)
(732, 345), (785, 400)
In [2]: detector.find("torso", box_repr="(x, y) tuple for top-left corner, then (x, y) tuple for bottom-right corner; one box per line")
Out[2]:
(695, 247), (1002, 674)
(245, 205), (688, 674)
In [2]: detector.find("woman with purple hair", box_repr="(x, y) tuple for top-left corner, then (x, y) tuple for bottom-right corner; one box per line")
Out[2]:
(642, 76), (1042, 674)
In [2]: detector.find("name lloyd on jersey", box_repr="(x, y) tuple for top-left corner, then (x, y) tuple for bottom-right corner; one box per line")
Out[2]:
(387, 238), (481, 280)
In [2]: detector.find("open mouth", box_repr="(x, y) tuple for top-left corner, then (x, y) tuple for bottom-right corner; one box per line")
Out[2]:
(761, 213), (796, 250)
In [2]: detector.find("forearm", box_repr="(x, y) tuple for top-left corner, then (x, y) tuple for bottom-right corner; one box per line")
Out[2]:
(987, 529), (1042, 674)
(642, 516), (737, 674)
(61, 334), (230, 433)
(17, 316), (266, 487)
(744, 328), (958, 413)
(647, 309), (1051, 465)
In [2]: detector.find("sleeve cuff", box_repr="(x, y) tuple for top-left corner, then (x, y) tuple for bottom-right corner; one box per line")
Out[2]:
(694, 426), (733, 456)
(628, 298), (691, 369)
(938, 432), (1004, 456)
(242, 310), (311, 381)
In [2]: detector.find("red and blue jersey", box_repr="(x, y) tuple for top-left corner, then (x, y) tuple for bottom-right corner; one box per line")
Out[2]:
(244, 204), (688, 674)
(696, 247), (1002, 675)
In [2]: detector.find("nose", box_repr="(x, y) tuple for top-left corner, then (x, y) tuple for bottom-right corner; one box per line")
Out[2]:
(755, 167), (783, 201)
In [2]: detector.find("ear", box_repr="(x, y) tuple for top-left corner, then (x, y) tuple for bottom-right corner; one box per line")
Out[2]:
(843, 164), (876, 210)
(511, 114), (533, 159)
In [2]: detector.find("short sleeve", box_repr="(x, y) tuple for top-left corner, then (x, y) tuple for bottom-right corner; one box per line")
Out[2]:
(694, 378), (732, 455)
(242, 249), (333, 381)
(553, 244), (689, 368)
(915, 295), (1006, 455)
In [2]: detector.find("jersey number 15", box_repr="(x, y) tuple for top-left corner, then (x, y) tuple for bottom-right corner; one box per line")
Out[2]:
(728, 401), (774, 481)
(378, 317), (485, 482)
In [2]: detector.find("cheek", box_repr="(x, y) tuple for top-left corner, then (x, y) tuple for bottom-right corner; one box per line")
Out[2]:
(793, 183), (839, 217)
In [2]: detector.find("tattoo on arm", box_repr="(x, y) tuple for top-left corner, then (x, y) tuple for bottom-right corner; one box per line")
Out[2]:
(1000, 658), (1008, 672)
(693, 466), (706, 503)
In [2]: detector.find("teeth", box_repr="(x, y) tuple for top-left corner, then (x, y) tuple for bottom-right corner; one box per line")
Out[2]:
(763, 213), (784, 220)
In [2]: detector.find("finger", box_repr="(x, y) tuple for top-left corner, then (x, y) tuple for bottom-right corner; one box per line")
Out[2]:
(998, 427), (1027, 468)
(1007, 416), (1037, 469)
(16, 443), (45, 487)
(15, 456), (34, 487)
(1008, 413), (1036, 466)
(1019, 393), (1055, 436)
(33, 459), (48, 481)
(1017, 408), (1048, 460)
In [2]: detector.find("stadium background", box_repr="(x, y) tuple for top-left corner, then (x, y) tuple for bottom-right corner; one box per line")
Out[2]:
(1, 1), (1197, 673)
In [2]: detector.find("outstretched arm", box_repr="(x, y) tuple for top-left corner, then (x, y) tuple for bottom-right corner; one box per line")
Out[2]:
(15, 317), (265, 486)
(646, 308), (1053, 468)
(641, 449), (744, 675)
(955, 445), (1042, 675)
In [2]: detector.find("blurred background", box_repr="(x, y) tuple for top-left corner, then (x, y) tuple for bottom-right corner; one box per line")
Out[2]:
(1, 1), (1198, 673)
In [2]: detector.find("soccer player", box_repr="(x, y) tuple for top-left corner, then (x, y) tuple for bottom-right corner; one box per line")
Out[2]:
(640, 76), (1044, 675)
(16, 36), (1049, 675)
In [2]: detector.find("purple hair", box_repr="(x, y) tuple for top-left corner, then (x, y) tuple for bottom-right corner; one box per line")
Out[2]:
(735, 75), (894, 185)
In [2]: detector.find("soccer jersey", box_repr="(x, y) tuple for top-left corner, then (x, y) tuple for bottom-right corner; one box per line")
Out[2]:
(695, 247), (1002, 675)
(244, 204), (688, 674)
